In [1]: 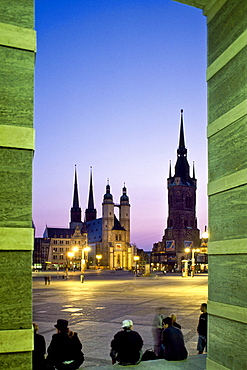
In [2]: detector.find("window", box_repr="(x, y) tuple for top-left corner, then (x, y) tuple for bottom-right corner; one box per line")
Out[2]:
(60, 240), (63, 244)
(119, 235), (122, 241)
(60, 248), (63, 252)
(53, 240), (58, 245)
(53, 248), (57, 252)
(53, 255), (57, 260)
(66, 241), (69, 245)
(116, 235), (118, 241)
(59, 255), (64, 260)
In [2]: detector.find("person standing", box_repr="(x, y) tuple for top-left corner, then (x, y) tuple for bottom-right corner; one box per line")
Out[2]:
(110, 319), (143, 365)
(33, 322), (46, 370)
(162, 317), (188, 361)
(197, 303), (208, 354)
(46, 319), (84, 370)
(152, 307), (165, 357)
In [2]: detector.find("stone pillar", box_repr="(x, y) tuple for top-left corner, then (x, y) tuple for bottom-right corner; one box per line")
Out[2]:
(0, 2), (36, 369)
(174, 0), (247, 369)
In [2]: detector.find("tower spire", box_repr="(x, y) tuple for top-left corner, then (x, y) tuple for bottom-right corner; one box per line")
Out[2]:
(70, 165), (83, 229)
(85, 166), (97, 222)
(73, 165), (79, 208)
(177, 109), (187, 157)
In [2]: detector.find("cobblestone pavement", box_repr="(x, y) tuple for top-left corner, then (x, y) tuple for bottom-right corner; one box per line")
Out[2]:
(33, 270), (208, 368)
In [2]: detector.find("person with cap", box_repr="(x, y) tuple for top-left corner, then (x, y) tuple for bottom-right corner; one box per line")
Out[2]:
(46, 319), (84, 370)
(110, 319), (143, 366)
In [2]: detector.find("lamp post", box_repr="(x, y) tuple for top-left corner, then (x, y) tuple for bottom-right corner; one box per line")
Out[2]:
(81, 246), (90, 271)
(184, 247), (200, 277)
(133, 255), (140, 275)
(66, 251), (75, 278)
(96, 254), (102, 269)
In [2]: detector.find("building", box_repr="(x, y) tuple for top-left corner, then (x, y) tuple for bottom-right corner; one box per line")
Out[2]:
(38, 167), (134, 270)
(152, 110), (200, 271)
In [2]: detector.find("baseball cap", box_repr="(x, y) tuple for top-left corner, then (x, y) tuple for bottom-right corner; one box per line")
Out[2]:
(122, 319), (133, 328)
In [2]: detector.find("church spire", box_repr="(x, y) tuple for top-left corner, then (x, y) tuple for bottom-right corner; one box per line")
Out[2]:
(174, 109), (190, 182)
(85, 166), (97, 222)
(177, 109), (187, 157)
(70, 165), (83, 229)
(73, 165), (79, 208)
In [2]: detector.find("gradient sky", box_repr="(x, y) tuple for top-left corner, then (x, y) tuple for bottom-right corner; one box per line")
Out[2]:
(33, 0), (207, 250)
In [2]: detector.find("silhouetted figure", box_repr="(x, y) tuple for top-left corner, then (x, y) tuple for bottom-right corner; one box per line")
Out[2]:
(46, 319), (84, 370)
(33, 322), (46, 370)
(197, 303), (207, 354)
(110, 319), (143, 366)
(162, 317), (187, 361)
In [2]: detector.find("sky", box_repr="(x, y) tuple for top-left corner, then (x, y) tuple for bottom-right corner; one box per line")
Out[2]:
(33, 0), (208, 250)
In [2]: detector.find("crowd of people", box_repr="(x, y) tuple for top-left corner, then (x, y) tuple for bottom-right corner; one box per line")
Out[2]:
(33, 303), (207, 369)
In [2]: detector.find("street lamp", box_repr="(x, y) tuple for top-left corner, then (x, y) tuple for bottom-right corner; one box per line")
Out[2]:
(96, 254), (102, 269)
(133, 255), (140, 275)
(81, 246), (91, 271)
(66, 251), (75, 278)
(184, 247), (200, 277)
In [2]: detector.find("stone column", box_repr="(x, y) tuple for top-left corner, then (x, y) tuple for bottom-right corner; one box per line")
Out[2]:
(0, 2), (36, 369)
(174, 0), (247, 369)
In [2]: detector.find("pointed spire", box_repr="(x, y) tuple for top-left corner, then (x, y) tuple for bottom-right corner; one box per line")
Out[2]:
(73, 165), (79, 208)
(177, 109), (187, 157)
(85, 166), (97, 222)
(169, 160), (172, 178)
(193, 161), (195, 179)
(87, 166), (95, 210)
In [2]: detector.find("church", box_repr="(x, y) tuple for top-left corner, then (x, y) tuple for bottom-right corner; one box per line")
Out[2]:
(152, 110), (200, 271)
(42, 167), (134, 270)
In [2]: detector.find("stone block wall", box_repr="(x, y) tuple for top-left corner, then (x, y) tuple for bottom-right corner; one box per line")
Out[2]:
(174, 0), (247, 369)
(0, 1), (35, 369)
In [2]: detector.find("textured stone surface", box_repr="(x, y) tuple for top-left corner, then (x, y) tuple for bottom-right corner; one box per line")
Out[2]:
(208, 116), (247, 182)
(208, 0), (247, 65)
(208, 186), (247, 242)
(0, 352), (32, 370)
(0, 148), (33, 227)
(208, 47), (247, 124)
(0, 47), (34, 127)
(0, 251), (32, 329)
(208, 254), (247, 308)
(0, 0), (34, 29)
(208, 315), (247, 370)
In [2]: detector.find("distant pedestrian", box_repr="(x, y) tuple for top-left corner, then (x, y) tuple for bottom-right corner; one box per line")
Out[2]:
(110, 319), (143, 366)
(33, 322), (46, 370)
(162, 317), (188, 361)
(44, 275), (48, 285)
(47, 275), (51, 285)
(152, 307), (165, 357)
(46, 319), (84, 370)
(170, 313), (181, 329)
(197, 303), (207, 354)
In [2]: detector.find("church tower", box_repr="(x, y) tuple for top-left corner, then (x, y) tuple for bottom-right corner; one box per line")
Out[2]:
(162, 110), (200, 269)
(85, 166), (97, 222)
(70, 165), (83, 230)
(119, 184), (130, 244)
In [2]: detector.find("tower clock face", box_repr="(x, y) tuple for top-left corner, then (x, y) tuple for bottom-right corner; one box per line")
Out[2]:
(168, 230), (172, 237)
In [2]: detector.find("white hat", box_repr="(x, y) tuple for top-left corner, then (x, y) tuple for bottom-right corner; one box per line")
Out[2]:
(122, 319), (133, 328)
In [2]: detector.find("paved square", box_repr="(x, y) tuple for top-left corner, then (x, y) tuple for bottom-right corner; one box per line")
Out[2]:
(33, 271), (208, 368)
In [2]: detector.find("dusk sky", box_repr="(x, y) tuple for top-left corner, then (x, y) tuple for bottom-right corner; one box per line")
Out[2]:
(33, 0), (208, 250)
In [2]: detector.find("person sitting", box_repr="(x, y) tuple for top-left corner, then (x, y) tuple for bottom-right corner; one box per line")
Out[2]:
(162, 317), (188, 361)
(110, 319), (143, 366)
(46, 319), (84, 370)
(170, 313), (181, 329)
(33, 322), (46, 370)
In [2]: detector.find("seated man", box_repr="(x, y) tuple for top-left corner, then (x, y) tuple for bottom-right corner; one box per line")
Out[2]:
(110, 319), (143, 366)
(162, 317), (188, 361)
